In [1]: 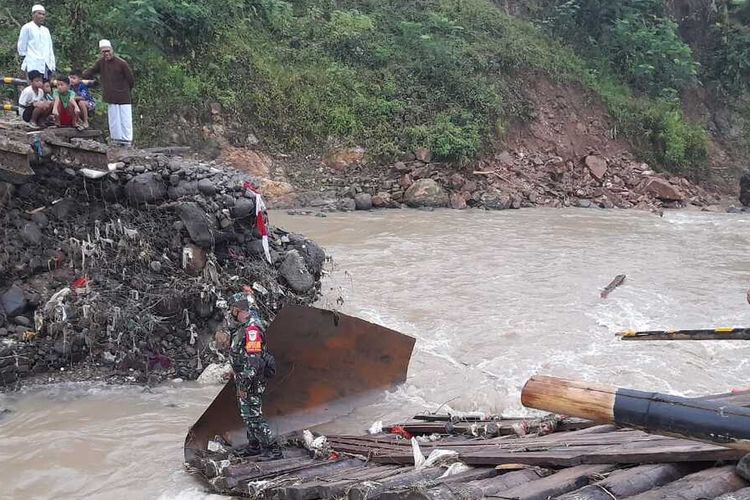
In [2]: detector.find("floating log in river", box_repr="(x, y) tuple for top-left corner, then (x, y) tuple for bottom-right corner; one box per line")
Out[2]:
(619, 327), (750, 341)
(600, 274), (626, 298)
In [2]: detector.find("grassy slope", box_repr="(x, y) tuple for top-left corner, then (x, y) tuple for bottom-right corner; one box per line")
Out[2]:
(0, 0), (716, 177)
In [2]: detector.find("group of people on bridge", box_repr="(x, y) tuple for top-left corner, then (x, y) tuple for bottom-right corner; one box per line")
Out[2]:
(16, 4), (135, 147)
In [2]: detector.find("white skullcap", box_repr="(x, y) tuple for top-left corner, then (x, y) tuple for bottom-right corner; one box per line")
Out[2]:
(31, 4), (45, 13)
(99, 39), (112, 49)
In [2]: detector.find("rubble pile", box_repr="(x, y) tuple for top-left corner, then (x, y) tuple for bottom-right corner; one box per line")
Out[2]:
(285, 148), (716, 212)
(0, 154), (325, 387)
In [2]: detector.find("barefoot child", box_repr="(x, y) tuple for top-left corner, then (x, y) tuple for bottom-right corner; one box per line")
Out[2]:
(51, 76), (81, 128)
(18, 70), (51, 128)
(69, 70), (94, 129)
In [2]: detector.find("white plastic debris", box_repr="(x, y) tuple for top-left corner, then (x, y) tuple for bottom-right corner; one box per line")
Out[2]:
(411, 437), (425, 469)
(368, 420), (384, 434)
(439, 462), (471, 478)
(197, 363), (232, 385)
(422, 449), (459, 468)
(207, 440), (228, 453)
(302, 429), (329, 454)
(80, 168), (108, 179)
(416, 433), (442, 443)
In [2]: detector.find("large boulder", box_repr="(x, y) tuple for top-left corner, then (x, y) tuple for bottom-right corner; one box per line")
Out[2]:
(322, 147), (366, 171)
(231, 197), (255, 219)
(176, 203), (215, 248)
(740, 171), (750, 207)
(125, 173), (167, 204)
(403, 179), (449, 208)
(481, 190), (512, 210)
(288, 236), (326, 278)
(279, 250), (315, 293)
(641, 178), (684, 202)
(1, 285), (27, 317)
(584, 155), (608, 181)
(354, 193), (373, 210)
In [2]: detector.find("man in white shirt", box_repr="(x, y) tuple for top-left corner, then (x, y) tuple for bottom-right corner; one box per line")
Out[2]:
(18, 70), (52, 128)
(17, 5), (56, 79)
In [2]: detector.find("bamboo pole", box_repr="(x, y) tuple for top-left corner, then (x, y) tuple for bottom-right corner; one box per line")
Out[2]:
(521, 376), (750, 451)
(619, 327), (750, 341)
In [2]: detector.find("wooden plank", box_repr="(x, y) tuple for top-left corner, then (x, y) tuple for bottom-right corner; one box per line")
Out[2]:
(496, 464), (615, 500)
(370, 468), (497, 500)
(347, 468), (447, 500)
(627, 465), (748, 500)
(267, 466), (408, 500)
(556, 463), (702, 500)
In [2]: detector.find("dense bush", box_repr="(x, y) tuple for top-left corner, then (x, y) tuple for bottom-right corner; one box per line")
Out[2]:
(0, 0), (716, 175)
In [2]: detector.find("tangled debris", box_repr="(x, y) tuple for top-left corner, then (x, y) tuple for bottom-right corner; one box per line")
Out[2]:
(0, 153), (325, 387)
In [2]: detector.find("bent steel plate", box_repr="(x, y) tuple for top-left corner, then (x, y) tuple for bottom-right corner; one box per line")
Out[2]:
(184, 305), (415, 461)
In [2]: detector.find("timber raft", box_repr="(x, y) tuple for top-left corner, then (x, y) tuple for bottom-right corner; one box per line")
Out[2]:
(187, 390), (750, 499)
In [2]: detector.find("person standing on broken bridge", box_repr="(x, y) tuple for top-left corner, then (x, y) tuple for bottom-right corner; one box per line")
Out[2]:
(224, 289), (283, 460)
(83, 40), (135, 147)
(17, 5), (56, 80)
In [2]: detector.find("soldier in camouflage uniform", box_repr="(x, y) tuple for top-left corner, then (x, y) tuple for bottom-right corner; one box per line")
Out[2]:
(227, 289), (282, 460)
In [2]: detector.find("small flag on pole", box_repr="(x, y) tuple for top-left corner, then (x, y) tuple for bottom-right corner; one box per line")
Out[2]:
(243, 181), (272, 264)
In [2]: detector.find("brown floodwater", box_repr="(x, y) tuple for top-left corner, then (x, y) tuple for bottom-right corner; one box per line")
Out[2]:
(3, 208), (750, 499)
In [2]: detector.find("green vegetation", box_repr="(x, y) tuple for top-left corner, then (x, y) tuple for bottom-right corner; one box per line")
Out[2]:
(0, 0), (746, 178)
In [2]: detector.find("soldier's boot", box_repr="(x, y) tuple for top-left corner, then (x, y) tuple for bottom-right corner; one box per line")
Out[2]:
(258, 441), (284, 461)
(737, 454), (750, 481)
(235, 434), (262, 457)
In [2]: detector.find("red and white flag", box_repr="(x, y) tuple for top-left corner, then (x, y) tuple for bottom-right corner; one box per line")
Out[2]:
(243, 181), (271, 264)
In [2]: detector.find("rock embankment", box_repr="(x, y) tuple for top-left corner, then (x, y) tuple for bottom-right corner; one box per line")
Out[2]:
(0, 152), (325, 387)
(281, 147), (716, 213)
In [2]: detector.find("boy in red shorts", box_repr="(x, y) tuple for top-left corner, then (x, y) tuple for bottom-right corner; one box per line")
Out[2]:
(51, 76), (81, 128)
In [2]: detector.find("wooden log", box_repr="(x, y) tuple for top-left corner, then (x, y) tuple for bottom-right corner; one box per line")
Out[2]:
(627, 465), (748, 500)
(555, 463), (700, 500)
(601, 274), (626, 298)
(496, 464), (615, 500)
(620, 327), (750, 341)
(521, 375), (750, 451)
(371, 467), (497, 500)
(266, 465), (406, 500)
(347, 468), (447, 500)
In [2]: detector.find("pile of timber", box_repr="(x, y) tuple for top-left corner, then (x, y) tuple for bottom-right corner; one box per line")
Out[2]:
(187, 393), (750, 498)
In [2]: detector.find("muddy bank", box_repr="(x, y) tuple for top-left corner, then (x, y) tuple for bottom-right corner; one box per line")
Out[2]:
(0, 153), (325, 389)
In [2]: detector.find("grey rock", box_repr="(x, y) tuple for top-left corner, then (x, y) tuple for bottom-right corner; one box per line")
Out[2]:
(481, 191), (512, 210)
(403, 179), (449, 208)
(0, 328), (7, 337)
(149, 261), (163, 272)
(577, 199), (593, 209)
(13, 316), (30, 327)
(198, 179), (217, 196)
(20, 222), (42, 245)
(279, 250), (315, 293)
(133, 165), (146, 173)
(740, 171), (750, 207)
(1, 285), (27, 317)
(231, 197), (255, 219)
(126, 173), (167, 204)
(338, 198), (356, 212)
(49, 198), (77, 219)
(289, 237), (326, 278)
(354, 193), (373, 210)
(176, 203), (215, 248)
(31, 212), (48, 228)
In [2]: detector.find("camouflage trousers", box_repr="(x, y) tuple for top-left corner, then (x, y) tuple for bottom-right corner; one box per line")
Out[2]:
(236, 376), (274, 448)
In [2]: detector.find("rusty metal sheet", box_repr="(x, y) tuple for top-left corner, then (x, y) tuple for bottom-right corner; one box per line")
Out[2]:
(184, 305), (415, 460)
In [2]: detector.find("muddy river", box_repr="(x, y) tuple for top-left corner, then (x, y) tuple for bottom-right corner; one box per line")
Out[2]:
(2, 208), (750, 499)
